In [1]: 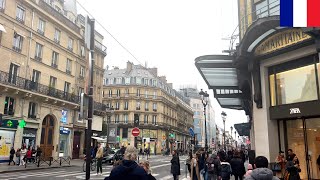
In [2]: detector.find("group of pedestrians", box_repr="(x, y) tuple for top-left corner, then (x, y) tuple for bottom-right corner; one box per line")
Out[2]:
(273, 149), (302, 180)
(8, 145), (42, 166)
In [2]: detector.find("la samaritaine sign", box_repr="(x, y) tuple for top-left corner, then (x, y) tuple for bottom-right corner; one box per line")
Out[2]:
(254, 29), (312, 56)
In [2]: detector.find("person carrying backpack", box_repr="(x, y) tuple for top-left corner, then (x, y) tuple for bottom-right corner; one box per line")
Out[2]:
(206, 151), (222, 180)
(221, 158), (232, 180)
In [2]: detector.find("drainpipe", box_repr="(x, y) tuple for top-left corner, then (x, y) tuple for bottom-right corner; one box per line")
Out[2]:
(26, 9), (34, 80)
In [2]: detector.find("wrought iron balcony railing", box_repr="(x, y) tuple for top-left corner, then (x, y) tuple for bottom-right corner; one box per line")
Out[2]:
(0, 70), (107, 112)
(95, 40), (107, 56)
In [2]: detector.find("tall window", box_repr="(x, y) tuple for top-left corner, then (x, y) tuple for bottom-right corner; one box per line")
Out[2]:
(35, 43), (43, 60)
(51, 51), (59, 68)
(64, 82), (70, 95)
(152, 80), (157, 86)
(37, 18), (45, 35)
(116, 89), (121, 97)
(122, 128), (128, 138)
(68, 37), (73, 51)
(78, 87), (84, 97)
(124, 101), (129, 110)
(108, 89), (112, 97)
(136, 89), (140, 97)
(80, 45), (85, 57)
(54, 29), (61, 44)
(32, 70), (40, 83)
(28, 102), (37, 118)
(49, 76), (56, 88)
(144, 115), (149, 124)
(152, 115), (157, 125)
(125, 89), (129, 97)
(4, 96), (15, 115)
(136, 77), (141, 84)
(16, 5), (25, 23)
(66, 59), (72, 74)
(136, 101), (141, 110)
(115, 102), (120, 110)
(153, 103), (157, 111)
(8, 63), (19, 84)
(145, 90), (148, 98)
(80, 66), (85, 77)
(13, 32), (23, 52)
(116, 77), (122, 84)
(153, 91), (157, 99)
(144, 78), (149, 85)
(115, 114), (119, 123)
(124, 114), (128, 124)
(145, 102), (149, 111)
(0, 0), (5, 10)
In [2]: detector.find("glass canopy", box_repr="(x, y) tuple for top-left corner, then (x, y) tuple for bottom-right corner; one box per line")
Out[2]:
(195, 55), (243, 110)
(234, 122), (250, 136)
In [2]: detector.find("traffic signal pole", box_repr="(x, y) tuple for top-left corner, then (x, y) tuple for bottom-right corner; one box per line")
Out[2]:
(85, 19), (95, 180)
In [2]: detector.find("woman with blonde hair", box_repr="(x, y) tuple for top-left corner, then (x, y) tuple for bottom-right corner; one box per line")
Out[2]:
(139, 160), (156, 180)
(191, 153), (201, 180)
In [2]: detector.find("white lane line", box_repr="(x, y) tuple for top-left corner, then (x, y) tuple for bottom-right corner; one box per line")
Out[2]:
(151, 163), (171, 169)
(159, 175), (173, 180)
(35, 171), (70, 177)
(1, 170), (66, 178)
(152, 173), (159, 177)
(8, 171), (67, 179)
(55, 172), (88, 177)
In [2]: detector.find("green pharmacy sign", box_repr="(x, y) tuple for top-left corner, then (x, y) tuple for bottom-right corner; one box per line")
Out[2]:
(0, 119), (19, 129)
(19, 119), (26, 128)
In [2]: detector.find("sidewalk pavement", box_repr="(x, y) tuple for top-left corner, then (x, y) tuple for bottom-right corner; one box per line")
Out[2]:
(0, 159), (83, 173)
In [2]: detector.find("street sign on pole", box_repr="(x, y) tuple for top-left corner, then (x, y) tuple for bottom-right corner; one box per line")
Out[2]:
(132, 127), (140, 137)
(189, 128), (194, 137)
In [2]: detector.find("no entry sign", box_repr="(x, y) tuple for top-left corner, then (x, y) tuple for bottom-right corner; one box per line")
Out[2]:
(132, 127), (140, 137)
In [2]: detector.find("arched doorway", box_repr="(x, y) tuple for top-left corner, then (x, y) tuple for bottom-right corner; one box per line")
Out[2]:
(40, 115), (55, 159)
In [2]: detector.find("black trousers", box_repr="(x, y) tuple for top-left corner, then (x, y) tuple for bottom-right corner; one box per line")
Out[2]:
(8, 155), (15, 165)
(97, 158), (102, 174)
(173, 174), (179, 180)
(234, 175), (243, 180)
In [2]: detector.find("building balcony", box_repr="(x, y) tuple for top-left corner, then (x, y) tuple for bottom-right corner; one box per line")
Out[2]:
(12, 46), (22, 53)
(0, 69), (107, 113)
(16, 17), (24, 24)
(95, 40), (107, 56)
(51, 63), (58, 69)
(34, 56), (42, 62)
(37, 29), (44, 36)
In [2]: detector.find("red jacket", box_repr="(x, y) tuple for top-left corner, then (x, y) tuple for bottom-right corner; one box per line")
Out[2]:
(26, 150), (32, 158)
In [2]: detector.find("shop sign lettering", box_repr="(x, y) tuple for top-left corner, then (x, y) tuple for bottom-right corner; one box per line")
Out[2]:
(23, 133), (36, 138)
(255, 29), (311, 56)
(290, 108), (301, 114)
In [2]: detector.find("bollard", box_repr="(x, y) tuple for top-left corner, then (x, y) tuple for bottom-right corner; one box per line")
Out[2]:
(49, 157), (52, 166)
(60, 157), (62, 166)
(37, 157), (40, 167)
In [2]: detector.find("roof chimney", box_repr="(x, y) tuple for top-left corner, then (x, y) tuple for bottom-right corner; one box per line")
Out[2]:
(159, 76), (167, 83)
(127, 61), (133, 72)
(148, 68), (158, 77)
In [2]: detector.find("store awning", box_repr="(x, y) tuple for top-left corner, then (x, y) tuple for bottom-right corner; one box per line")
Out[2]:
(92, 136), (107, 142)
(195, 55), (243, 110)
(234, 122), (251, 136)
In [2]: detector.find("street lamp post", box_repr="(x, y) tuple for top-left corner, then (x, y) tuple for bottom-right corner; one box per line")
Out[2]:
(230, 126), (233, 148)
(221, 111), (227, 152)
(234, 131), (237, 149)
(199, 89), (209, 152)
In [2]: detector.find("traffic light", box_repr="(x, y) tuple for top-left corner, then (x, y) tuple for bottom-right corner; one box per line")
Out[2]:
(80, 93), (89, 119)
(134, 114), (139, 127)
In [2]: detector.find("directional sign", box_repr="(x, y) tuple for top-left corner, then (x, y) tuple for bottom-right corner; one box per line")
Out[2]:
(132, 127), (140, 137)
(189, 128), (194, 137)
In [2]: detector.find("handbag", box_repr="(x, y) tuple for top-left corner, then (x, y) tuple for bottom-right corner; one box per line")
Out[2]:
(272, 163), (282, 172)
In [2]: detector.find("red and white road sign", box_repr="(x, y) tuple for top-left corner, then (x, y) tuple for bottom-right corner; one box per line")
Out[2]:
(132, 127), (140, 137)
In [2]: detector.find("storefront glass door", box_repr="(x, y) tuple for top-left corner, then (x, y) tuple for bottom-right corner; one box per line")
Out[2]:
(305, 118), (320, 179)
(286, 120), (308, 179)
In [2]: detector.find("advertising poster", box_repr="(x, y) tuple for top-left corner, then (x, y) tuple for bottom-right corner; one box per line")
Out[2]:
(0, 130), (15, 162)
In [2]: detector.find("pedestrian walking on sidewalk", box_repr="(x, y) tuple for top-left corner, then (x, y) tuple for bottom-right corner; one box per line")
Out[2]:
(245, 156), (279, 180)
(191, 153), (201, 180)
(206, 151), (222, 180)
(221, 158), (232, 180)
(230, 151), (246, 180)
(139, 160), (156, 180)
(20, 146), (27, 166)
(36, 146), (42, 163)
(171, 150), (181, 180)
(96, 143), (103, 176)
(8, 147), (15, 165)
(15, 148), (21, 165)
(186, 151), (193, 177)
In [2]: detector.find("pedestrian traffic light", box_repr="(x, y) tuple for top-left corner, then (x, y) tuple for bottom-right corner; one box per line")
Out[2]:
(134, 114), (139, 127)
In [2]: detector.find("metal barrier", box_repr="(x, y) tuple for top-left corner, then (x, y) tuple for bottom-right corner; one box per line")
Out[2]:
(24, 156), (71, 168)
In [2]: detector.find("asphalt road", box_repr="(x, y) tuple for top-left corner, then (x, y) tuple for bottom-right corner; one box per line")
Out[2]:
(0, 155), (189, 180)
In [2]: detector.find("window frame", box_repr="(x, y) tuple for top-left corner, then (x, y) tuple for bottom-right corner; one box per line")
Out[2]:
(28, 102), (37, 118)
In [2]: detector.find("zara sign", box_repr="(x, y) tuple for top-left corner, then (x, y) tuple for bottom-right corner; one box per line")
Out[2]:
(289, 108), (301, 114)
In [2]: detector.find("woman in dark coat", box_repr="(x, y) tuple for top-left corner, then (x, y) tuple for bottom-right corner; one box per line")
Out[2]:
(230, 151), (245, 180)
(286, 161), (301, 180)
(171, 150), (181, 180)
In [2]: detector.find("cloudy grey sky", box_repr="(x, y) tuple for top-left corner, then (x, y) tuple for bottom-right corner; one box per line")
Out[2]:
(76, 0), (248, 130)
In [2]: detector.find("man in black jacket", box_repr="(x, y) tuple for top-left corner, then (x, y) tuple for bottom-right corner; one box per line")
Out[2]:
(171, 150), (180, 180)
(230, 151), (246, 180)
(207, 151), (222, 180)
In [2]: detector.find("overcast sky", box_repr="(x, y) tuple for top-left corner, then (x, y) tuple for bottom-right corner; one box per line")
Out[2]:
(76, 0), (248, 131)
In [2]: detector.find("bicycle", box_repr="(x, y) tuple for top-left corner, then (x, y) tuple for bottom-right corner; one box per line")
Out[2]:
(83, 156), (97, 172)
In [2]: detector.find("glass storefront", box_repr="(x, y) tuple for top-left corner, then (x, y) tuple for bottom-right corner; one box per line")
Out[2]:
(269, 55), (319, 106)
(59, 127), (70, 157)
(22, 128), (37, 149)
(283, 119), (320, 180)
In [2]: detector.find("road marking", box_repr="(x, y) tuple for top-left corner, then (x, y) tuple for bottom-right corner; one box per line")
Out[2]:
(55, 172), (88, 177)
(159, 175), (172, 180)
(152, 173), (159, 177)
(2, 170), (66, 178)
(151, 163), (171, 169)
(8, 171), (67, 179)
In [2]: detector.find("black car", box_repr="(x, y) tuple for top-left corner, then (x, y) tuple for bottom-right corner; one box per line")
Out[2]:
(102, 149), (123, 165)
